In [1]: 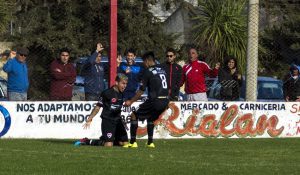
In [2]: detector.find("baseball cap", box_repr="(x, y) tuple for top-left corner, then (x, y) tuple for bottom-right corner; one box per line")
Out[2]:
(17, 47), (29, 55)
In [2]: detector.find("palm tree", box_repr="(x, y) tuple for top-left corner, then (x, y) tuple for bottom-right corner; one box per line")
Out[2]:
(192, 0), (247, 72)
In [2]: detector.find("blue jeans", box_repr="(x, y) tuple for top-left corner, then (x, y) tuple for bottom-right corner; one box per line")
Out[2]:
(8, 92), (27, 101)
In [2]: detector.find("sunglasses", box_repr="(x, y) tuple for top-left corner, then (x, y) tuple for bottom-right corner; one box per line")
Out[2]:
(19, 54), (28, 57)
(166, 55), (174, 58)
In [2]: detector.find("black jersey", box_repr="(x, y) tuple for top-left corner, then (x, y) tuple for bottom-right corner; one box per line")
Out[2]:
(140, 65), (169, 99)
(96, 87), (124, 121)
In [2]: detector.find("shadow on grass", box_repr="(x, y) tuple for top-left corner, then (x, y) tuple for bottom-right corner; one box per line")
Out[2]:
(41, 139), (75, 145)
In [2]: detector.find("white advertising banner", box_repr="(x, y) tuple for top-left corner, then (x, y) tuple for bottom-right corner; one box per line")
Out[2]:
(0, 101), (300, 139)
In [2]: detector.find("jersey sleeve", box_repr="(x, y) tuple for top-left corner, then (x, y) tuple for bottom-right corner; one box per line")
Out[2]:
(96, 91), (107, 107)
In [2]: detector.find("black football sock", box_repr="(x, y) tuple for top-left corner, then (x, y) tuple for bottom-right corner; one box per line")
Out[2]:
(147, 120), (154, 144)
(130, 120), (138, 144)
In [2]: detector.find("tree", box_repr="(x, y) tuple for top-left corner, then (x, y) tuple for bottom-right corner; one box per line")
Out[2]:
(0, 0), (12, 34)
(191, 0), (247, 72)
(118, 1), (178, 59)
(2, 0), (178, 99)
(259, 1), (300, 78)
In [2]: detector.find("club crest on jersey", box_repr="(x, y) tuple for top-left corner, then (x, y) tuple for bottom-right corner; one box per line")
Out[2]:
(107, 133), (112, 138)
(111, 98), (117, 103)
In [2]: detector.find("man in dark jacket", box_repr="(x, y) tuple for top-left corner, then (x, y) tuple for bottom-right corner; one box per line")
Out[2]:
(283, 64), (300, 101)
(50, 48), (76, 101)
(82, 43), (105, 101)
(118, 48), (143, 100)
(159, 48), (182, 101)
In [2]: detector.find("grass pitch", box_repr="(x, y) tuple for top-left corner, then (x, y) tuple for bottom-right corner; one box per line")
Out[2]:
(0, 138), (300, 175)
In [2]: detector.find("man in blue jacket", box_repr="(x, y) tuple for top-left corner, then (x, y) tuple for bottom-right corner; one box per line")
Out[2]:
(82, 43), (106, 101)
(3, 47), (29, 101)
(118, 48), (143, 100)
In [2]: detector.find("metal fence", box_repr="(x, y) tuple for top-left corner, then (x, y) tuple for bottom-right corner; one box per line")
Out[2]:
(0, 0), (299, 102)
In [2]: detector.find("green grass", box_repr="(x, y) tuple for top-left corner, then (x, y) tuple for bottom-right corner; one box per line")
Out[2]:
(0, 138), (300, 175)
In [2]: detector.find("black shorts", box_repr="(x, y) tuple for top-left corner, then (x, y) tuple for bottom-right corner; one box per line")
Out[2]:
(101, 118), (128, 142)
(134, 98), (169, 121)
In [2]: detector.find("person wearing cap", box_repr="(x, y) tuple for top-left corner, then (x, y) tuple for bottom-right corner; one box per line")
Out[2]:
(50, 48), (76, 101)
(3, 47), (29, 101)
(0, 50), (10, 80)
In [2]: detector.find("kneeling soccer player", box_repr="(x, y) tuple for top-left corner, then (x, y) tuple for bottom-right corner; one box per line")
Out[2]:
(81, 73), (129, 147)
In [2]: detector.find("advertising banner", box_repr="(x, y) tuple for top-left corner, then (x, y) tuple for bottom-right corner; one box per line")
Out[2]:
(0, 101), (299, 139)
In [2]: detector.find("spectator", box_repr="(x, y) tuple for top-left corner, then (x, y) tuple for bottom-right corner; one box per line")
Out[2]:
(117, 53), (122, 68)
(81, 43), (105, 101)
(218, 57), (242, 101)
(9, 49), (17, 59)
(0, 50), (10, 80)
(118, 48), (143, 100)
(50, 48), (76, 101)
(181, 47), (220, 101)
(3, 47), (29, 101)
(283, 64), (300, 101)
(160, 48), (182, 101)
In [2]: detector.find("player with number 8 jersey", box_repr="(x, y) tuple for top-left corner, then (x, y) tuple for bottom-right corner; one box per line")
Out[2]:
(124, 52), (170, 148)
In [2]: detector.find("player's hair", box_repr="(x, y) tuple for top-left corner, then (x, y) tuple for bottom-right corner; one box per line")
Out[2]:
(166, 48), (176, 54)
(115, 73), (128, 82)
(142, 51), (155, 62)
(59, 47), (70, 54)
(125, 48), (136, 55)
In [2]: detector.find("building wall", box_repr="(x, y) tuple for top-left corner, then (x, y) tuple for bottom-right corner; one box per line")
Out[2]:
(149, 0), (198, 21)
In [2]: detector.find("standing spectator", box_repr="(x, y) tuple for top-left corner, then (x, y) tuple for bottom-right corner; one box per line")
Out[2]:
(118, 48), (143, 100)
(181, 47), (220, 101)
(0, 50), (10, 80)
(160, 48), (182, 101)
(3, 47), (29, 101)
(125, 52), (170, 148)
(81, 43), (105, 101)
(218, 57), (242, 101)
(50, 48), (76, 101)
(283, 64), (300, 101)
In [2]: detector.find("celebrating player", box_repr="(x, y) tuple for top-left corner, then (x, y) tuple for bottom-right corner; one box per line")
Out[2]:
(78, 73), (129, 147)
(125, 52), (170, 148)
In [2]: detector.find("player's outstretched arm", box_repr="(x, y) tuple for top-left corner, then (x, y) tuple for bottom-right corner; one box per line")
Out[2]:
(83, 106), (101, 129)
(124, 90), (144, 106)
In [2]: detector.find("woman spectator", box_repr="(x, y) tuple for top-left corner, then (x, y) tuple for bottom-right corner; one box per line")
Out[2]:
(218, 57), (242, 101)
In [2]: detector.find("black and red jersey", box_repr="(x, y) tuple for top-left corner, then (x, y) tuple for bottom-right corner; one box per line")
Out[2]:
(96, 87), (124, 121)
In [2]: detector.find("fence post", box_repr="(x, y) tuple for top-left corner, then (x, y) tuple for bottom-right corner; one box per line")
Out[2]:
(109, 0), (118, 87)
(246, 0), (259, 101)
